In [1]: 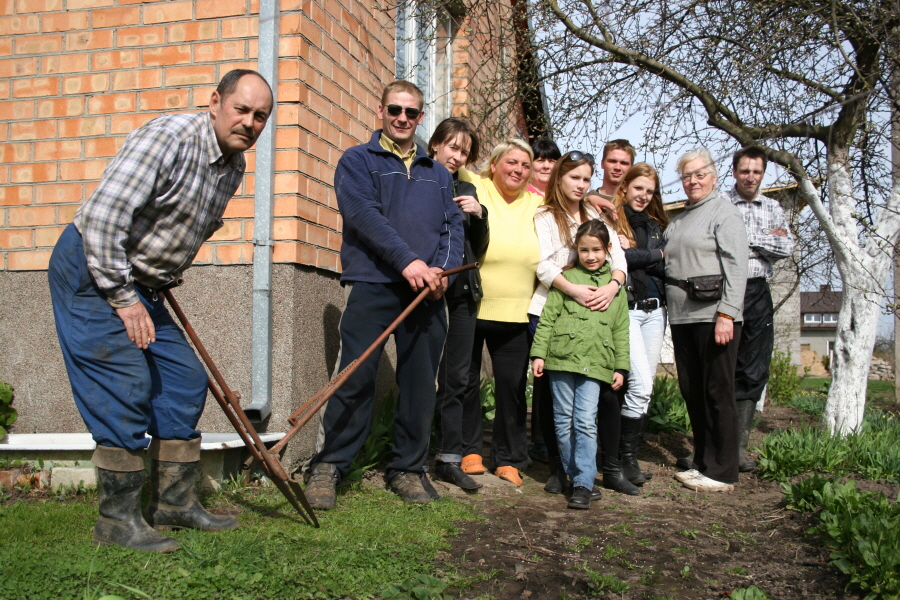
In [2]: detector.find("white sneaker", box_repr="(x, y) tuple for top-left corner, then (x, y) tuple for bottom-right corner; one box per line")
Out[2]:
(674, 469), (701, 484)
(681, 473), (734, 493)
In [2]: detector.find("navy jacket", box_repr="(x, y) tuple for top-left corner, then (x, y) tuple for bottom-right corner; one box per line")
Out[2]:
(335, 130), (464, 284)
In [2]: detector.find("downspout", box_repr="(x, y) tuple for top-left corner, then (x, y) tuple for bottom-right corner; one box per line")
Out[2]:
(245, 0), (280, 423)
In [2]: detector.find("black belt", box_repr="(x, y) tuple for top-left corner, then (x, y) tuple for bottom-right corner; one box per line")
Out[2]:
(628, 298), (663, 312)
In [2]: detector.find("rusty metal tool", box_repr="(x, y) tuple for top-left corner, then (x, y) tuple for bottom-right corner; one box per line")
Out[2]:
(251, 262), (479, 464)
(162, 289), (319, 527)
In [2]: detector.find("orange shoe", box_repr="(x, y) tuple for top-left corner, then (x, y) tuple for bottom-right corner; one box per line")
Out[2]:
(495, 466), (522, 487)
(461, 454), (485, 475)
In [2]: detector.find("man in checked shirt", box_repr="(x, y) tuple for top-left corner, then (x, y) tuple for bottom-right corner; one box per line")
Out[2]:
(677, 146), (794, 474)
(48, 69), (273, 552)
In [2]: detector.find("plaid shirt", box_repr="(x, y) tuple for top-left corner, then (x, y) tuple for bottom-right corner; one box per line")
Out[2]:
(74, 113), (245, 308)
(727, 188), (794, 279)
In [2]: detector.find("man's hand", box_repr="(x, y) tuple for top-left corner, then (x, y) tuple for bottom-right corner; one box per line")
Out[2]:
(401, 259), (440, 293)
(455, 195), (483, 218)
(426, 266), (449, 300)
(532, 358), (545, 378)
(714, 315), (734, 345)
(587, 194), (617, 221)
(770, 227), (788, 237)
(116, 301), (155, 349)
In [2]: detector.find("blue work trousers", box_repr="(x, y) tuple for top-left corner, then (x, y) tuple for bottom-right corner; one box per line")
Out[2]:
(48, 224), (208, 451)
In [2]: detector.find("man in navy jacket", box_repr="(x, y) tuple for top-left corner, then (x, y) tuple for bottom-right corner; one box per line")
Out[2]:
(305, 81), (464, 508)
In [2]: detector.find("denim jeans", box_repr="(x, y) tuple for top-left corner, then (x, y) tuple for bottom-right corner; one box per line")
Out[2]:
(548, 371), (601, 489)
(622, 306), (667, 418)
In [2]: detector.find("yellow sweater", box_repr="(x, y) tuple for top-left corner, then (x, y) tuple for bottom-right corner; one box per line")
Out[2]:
(473, 175), (543, 322)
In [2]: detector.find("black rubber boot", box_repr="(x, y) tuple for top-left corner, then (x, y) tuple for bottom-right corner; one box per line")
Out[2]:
(146, 460), (238, 531)
(94, 468), (180, 552)
(736, 400), (758, 472)
(619, 416), (647, 485)
(637, 414), (654, 481)
(601, 454), (640, 496)
(675, 452), (695, 471)
(544, 456), (568, 494)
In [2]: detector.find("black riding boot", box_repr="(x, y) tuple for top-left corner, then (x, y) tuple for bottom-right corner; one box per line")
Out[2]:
(736, 400), (758, 472)
(620, 416), (647, 485)
(601, 453), (640, 496)
(637, 414), (654, 480)
(544, 455), (568, 494)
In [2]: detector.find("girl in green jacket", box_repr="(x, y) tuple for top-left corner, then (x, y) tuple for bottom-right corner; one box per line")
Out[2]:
(531, 220), (631, 509)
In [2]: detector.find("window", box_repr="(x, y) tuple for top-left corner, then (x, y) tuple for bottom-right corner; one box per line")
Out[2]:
(804, 313), (822, 323)
(395, 3), (456, 140)
(822, 313), (838, 323)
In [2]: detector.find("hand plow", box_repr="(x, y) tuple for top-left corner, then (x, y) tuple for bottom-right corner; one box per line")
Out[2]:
(162, 262), (477, 526)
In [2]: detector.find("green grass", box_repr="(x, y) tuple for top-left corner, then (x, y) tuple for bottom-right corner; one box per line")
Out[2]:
(0, 484), (475, 600)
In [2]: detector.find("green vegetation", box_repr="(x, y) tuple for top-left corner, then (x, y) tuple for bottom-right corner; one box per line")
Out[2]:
(781, 475), (900, 600)
(0, 484), (474, 600)
(0, 380), (16, 438)
(731, 585), (773, 600)
(766, 349), (807, 405)
(647, 376), (691, 434)
(578, 562), (630, 595)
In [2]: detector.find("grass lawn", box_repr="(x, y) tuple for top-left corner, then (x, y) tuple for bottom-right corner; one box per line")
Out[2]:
(797, 377), (894, 394)
(0, 482), (477, 600)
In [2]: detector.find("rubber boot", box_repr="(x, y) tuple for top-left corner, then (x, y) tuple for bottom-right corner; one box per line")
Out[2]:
(544, 456), (568, 495)
(601, 453), (640, 496)
(637, 414), (654, 481)
(736, 400), (758, 472)
(145, 439), (238, 531)
(91, 446), (179, 553)
(619, 416), (647, 485)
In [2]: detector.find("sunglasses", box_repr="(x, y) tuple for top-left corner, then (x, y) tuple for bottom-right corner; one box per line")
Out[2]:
(567, 151), (595, 165)
(386, 104), (422, 119)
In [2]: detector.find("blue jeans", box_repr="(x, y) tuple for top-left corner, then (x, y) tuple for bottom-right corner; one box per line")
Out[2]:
(48, 224), (208, 451)
(548, 371), (601, 489)
(622, 306), (667, 418)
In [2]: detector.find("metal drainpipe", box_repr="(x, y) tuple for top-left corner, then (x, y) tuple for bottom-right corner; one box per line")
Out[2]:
(245, 0), (280, 423)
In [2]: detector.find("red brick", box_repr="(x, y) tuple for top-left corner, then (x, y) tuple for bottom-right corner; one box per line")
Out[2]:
(0, 229), (33, 249)
(8, 205), (56, 226)
(41, 12), (89, 33)
(243, 219), (254, 240)
(11, 162), (56, 183)
(9, 120), (56, 140)
(36, 97), (84, 118)
(144, 1), (192, 24)
(194, 41), (245, 63)
(167, 21), (217, 43)
(59, 117), (106, 138)
(35, 182), (83, 204)
(87, 92), (135, 114)
(0, 57), (37, 77)
(192, 243), (212, 264)
(12, 77), (57, 98)
(112, 68), (161, 91)
(208, 219), (242, 241)
(315, 249), (338, 271)
(15, 0), (62, 12)
(190, 85), (216, 107)
(62, 73), (109, 95)
(0, 100), (34, 120)
(164, 65), (215, 87)
(43, 53), (90, 74)
(0, 38), (11, 57)
(141, 44), (191, 67)
(220, 197), (252, 219)
(196, 0), (245, 19)
(138, 88), (188, 111)
(84, 136), (124, 157)
(59, 160), (107, 181)
(92, 7), (140, 28)
(0, 15), (40, 36)
(116, 25), (165, 48)
(272, 218), (301, 240)
(110, 112), (156, 134)
(34, 139), (80, 160)
(221, 17), (258, 39)
(213, 242), (252, 264)
(273, 173), (300, 196)
(0, 143), (30, 163)
(7, 249), (52, 270)
(64, 30), (113, 51)
(0, 185), (34, 206)
(66, 0), (115, 8)
(92, 49), (140, 71)
(34, 225), (65, 247)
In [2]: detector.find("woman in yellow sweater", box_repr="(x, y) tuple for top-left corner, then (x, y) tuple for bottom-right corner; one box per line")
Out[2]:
(460, 138), (543, 486)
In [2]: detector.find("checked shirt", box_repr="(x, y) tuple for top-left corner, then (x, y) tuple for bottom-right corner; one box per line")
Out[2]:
(73, 112), (245, 308)
(727, 188), (794, 279)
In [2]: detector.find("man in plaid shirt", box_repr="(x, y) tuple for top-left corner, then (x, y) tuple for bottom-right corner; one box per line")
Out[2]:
(48, 69), (273, 552)
(728, 146), (794, 470)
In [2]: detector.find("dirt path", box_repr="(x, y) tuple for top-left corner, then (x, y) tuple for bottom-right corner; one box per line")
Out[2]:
(427, 406), (883, 599)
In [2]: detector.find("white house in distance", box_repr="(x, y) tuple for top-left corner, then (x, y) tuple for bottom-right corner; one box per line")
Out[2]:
(800, 284), (841, 372)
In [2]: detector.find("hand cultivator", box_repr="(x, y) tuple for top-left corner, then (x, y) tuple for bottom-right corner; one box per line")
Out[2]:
(163, 262), (476, 526)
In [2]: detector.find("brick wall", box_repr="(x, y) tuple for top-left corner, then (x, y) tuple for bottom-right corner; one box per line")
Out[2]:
(0, 0), (397, 274)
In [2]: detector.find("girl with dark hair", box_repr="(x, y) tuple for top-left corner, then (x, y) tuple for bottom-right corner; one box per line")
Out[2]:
(427, 118), (489, 491)
(529, 152), (636, 499)
(611, 163), (668, 485)
(531, 220), (630, 509)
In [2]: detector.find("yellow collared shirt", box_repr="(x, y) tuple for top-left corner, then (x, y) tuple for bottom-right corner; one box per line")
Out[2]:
(379, 133), (417, 170)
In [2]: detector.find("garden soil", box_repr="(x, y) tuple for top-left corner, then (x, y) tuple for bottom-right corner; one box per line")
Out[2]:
(424, 405), (899, 600)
